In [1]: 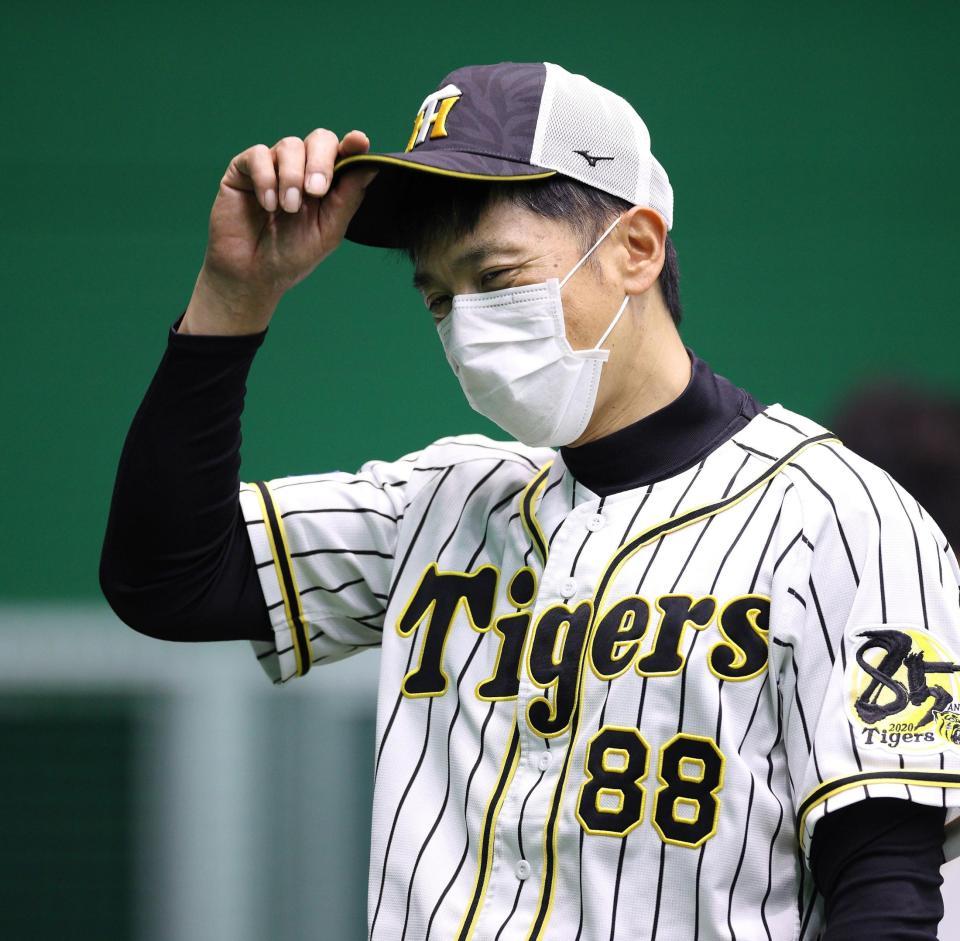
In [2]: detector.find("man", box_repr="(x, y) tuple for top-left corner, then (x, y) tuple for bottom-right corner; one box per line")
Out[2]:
(100, 62), (959, 939)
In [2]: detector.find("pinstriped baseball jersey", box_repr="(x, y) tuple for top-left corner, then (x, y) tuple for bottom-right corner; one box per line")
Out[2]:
(238, 402), (960, 940)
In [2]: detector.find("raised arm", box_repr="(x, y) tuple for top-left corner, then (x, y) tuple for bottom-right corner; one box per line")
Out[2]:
(99, 129), (378, 641)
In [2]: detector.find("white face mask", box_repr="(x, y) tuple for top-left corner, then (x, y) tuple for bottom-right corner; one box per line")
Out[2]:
(436, 214), (628, 448)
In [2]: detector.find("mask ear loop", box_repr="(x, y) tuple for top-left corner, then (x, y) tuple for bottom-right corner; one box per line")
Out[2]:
(557, 214), (628, 352)
(559, 214), (623, 289)
(593, 294), (630, 351)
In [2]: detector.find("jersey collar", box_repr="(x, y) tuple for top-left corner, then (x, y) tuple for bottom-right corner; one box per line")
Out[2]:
(558, 346), (766, 497)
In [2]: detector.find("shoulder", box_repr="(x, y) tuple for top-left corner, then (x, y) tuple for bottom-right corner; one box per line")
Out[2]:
(418, 433), (556, 474)
(375, 433), (555, 503)
(741, 404), (942, 563)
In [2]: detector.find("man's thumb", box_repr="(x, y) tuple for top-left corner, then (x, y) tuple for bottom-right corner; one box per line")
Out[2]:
(322, 167), (379, 230)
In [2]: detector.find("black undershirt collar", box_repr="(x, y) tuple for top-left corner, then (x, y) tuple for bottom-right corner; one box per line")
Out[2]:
(559, 346), (766, 497)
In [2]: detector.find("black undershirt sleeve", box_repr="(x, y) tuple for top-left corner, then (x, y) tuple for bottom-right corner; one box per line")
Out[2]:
(99, 311), (274, 643)
(810, 798), (946, 939)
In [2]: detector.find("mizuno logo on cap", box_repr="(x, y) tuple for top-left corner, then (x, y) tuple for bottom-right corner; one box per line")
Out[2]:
(574, 150), (615, 168)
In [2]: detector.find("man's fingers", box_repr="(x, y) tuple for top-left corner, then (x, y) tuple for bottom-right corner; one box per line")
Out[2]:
(303, 128), (342, 198)
(226, 144), (278, 212)
(338, 129), (371, 160)
(224, 129), (372, 216)
(318, 129), (375, 225)
(273, 136), (307, 213)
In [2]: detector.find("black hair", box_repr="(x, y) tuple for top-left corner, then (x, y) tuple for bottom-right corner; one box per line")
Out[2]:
(392, 173), (682, 326)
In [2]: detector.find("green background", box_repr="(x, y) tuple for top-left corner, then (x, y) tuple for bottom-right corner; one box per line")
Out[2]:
(3, 0), (958, 599)
(2, 4), (958, 939)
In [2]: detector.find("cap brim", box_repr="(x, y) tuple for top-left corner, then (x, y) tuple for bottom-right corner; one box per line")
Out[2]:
(333, 151), (557, 248)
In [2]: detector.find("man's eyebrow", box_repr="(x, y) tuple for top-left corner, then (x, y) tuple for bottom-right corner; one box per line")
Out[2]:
(412, 240), (527, 291)
(412, 269), (433, 291)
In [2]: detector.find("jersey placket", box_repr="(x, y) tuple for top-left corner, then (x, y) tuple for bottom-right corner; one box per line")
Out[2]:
(474, 463), (619, 940)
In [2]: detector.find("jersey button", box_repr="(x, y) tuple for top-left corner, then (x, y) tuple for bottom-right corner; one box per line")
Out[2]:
(537, 752), (552, 772)
(560, 577), (577, 598)
(586, 513), (605, 532)
(515, 859), (532, 880)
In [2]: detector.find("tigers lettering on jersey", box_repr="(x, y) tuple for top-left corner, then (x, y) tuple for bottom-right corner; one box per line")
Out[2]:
(395, 569), (772, 725)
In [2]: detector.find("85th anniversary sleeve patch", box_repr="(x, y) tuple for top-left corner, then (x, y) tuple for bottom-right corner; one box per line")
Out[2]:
(844, 623), (960, 753)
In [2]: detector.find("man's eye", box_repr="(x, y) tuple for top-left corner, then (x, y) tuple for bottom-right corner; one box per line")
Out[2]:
(428, 295), (451, 318)
(481, 268), (511, 287)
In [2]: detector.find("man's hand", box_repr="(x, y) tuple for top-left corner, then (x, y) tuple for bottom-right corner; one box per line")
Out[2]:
(180, 128), (377, 335)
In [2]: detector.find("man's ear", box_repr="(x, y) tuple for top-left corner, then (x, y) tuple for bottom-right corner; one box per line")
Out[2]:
(620, 206), (667, 296)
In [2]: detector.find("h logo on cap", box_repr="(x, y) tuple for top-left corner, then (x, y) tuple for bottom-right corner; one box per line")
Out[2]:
(405, 83), (462, 152)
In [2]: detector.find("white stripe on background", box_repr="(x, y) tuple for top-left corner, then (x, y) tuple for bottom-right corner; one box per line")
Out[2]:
(0, 603), (380, 941)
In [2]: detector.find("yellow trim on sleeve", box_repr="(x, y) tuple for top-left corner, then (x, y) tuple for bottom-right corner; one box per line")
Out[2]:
(249, 481), (312, 678)
(796, 770), (960, 851)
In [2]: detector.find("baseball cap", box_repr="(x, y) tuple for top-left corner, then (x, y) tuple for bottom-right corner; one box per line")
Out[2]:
(335, 61), (673, 248)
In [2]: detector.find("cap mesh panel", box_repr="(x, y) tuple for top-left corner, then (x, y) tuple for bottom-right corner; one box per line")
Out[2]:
(648, 156), (674, 230)
(531, 63), (673, 229)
